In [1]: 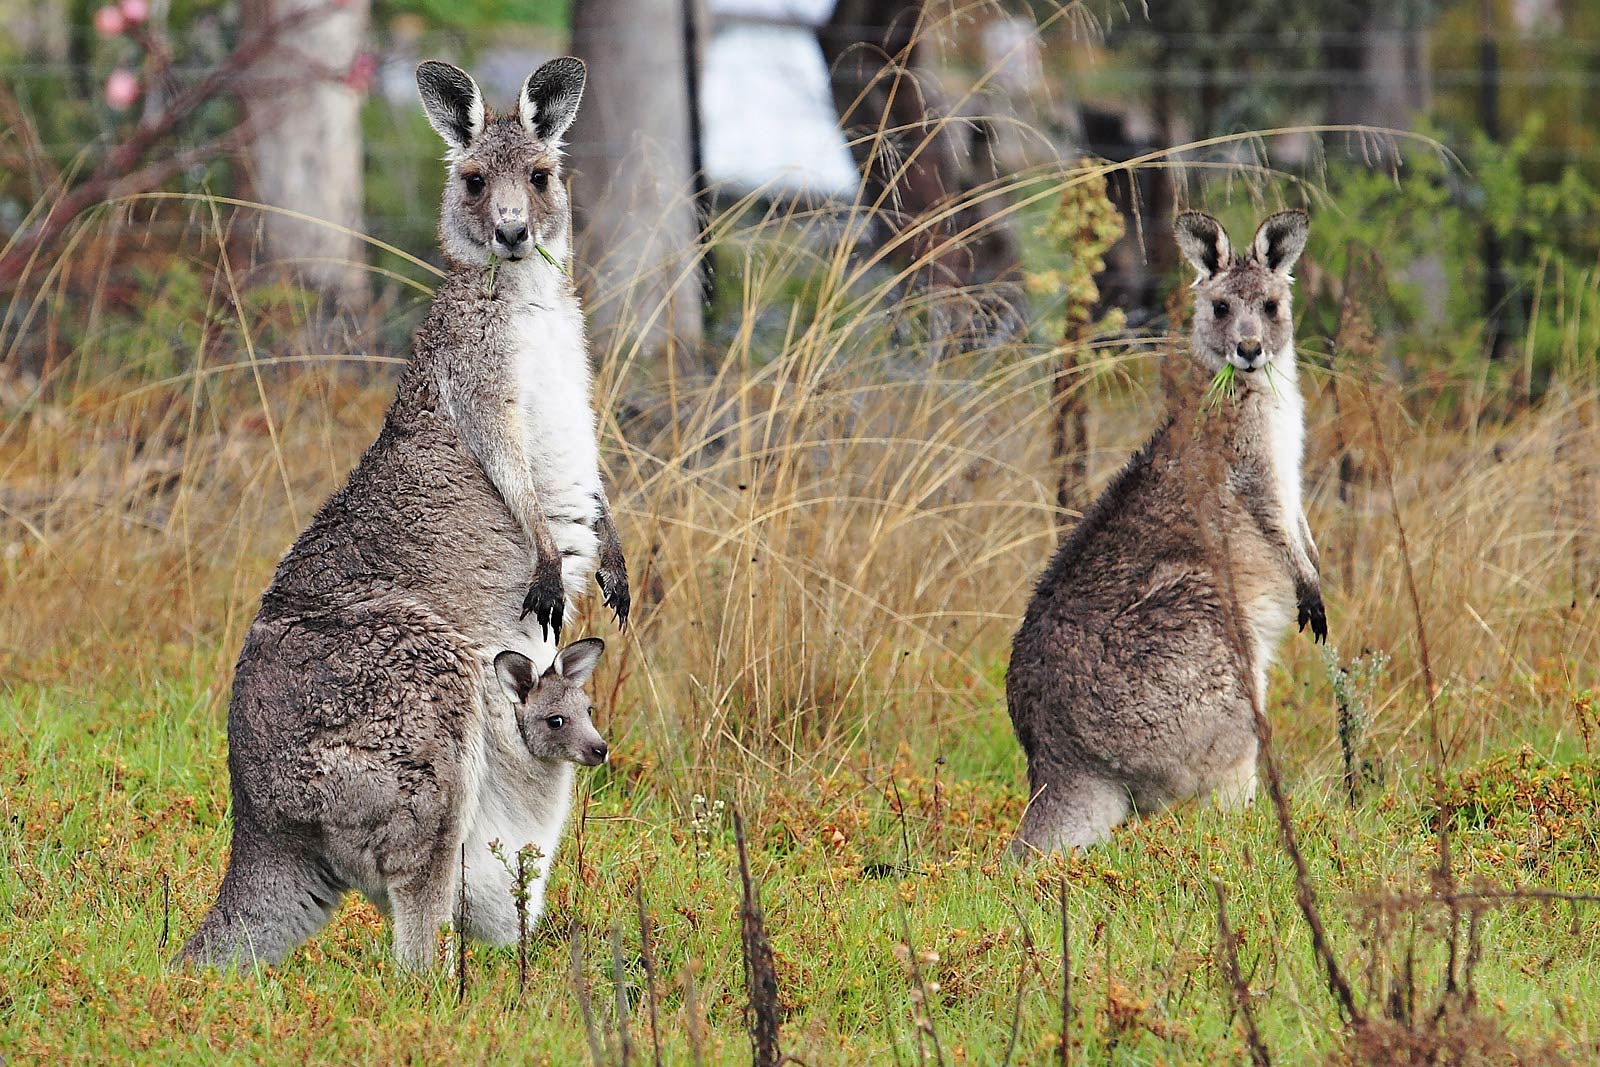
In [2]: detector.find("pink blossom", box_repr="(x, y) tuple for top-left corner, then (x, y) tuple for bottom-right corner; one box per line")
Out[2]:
(105, 68), (140, 110)
(342, 52), (378, 93)
(93, 4), (125, 37)
(118, 0), (150, 24)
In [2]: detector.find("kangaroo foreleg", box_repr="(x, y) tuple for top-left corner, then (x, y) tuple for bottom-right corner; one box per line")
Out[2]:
(447, 379), (567, 641)
(593, 488), (630, 627)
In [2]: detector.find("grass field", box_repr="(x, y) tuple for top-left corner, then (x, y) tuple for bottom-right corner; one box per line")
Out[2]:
(4, 186), (1600, 1064)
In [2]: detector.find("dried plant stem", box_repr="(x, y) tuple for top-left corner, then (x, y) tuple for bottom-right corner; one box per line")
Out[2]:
(1214, 879), (1271, 1067)
(516, 852), (529, 996)
(636, 882), (664, 1067)
(1058, 878), (1071, 1067)
(1050, 345), (1089, 526)
(900, 913), (948, 1067)
(734, 811), (784, 1067)
(685, 964), (707, 1067)
(611, 923), (635, 1067)
(455, 843), (469, 1005)
(1359, 384), (1440, 743)
(1186, 404), (1362, 1025)
(571, 918), (605, 1067)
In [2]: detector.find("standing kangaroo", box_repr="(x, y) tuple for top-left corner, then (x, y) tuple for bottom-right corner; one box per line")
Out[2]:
(180, 58), (629, 969)
(1006, 210), (1325, 855)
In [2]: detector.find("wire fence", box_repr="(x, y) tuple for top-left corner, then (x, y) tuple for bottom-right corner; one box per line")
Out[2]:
(3, 17), (1597, 313)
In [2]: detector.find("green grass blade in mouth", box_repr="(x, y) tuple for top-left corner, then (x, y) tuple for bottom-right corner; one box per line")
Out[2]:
(536, 244), (567, 273)
(1203, 361), (1238, 412)
(485, 253), (500, 293)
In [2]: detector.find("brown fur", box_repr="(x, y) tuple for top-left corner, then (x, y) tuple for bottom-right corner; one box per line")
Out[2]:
(1006, 211), (1324, 854)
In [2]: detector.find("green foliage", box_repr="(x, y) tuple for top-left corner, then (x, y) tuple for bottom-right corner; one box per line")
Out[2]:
(1024, 164), (1127, 341)
(375, 0), (569, 31)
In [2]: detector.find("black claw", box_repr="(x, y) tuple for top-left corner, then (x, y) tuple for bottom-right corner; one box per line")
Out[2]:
(1298, 598), (1328, 644)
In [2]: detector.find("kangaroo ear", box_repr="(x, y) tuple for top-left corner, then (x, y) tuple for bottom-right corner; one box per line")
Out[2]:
(553, 637), (605, 686)
(494, 650), (538, 705)
(417, 61), (485, 154)
(1175, 211), (1232, 281)
(520, 57), (586, 143)
(1250, 210), (1309, 275)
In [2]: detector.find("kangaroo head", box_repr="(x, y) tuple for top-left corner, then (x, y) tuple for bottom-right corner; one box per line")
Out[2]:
(494, 639), (609, 767)
(415, 57), (586, 269)
(1175, 210), (1309, 385)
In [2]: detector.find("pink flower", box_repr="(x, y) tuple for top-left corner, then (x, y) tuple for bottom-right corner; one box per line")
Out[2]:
(342, 52), (378, 93)
(105, 68), (140, 110)
(93, 4), (125, 37)
(118, 0), (150, 23)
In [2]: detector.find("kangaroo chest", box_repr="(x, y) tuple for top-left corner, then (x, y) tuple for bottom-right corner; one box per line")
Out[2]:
(505, 301), (601, 515)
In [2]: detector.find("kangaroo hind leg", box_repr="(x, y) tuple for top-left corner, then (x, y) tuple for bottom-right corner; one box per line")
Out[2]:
(1011, 770), (1132, 858)
(177, 826), (343, 970)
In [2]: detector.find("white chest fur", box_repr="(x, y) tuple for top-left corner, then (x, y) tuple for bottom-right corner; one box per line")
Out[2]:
(502, 275), (603, 612)
(1262, 353), (1307, 556)
(508, 299), (600, 509)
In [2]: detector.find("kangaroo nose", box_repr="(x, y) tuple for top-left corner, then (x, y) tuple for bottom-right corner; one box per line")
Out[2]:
(590, 742), (609, 764)
(1236, 338), (1264, 366)
(495, 223), (529, 249)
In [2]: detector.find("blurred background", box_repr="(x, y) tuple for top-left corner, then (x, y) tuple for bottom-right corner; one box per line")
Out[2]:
(2, 0), (1598, 380)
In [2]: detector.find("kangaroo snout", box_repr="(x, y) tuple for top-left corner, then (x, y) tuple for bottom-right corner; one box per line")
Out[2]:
(493, 222), (531, 259)
(1232, 337), (1265, 370)
(580, 740), (609, 766)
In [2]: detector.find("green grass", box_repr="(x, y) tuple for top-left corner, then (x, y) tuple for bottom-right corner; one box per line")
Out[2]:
(5, 659), (1599, 1064)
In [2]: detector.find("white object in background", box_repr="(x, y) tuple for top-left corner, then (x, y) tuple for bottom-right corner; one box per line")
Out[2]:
(701, 0), (859, 199)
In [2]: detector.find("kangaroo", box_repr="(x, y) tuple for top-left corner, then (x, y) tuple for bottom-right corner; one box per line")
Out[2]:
(1006, 210), (1325, 856)
(465, 639), (608, 944)
(179, 58), (628, 970)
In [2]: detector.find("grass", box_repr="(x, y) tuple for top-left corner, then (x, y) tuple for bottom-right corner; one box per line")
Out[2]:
(3, 141), (1600, 1061)
(4, 666), (1599, 1063)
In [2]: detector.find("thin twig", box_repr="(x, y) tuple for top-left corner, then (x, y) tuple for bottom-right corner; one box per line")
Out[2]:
(571, 918), (605, 1067)
(1214, 880), (1271, 1067)
(734, 810), (784, 1067)
(611, 923), (635, 1067)
(456, 843), (469, 1005)
(637, 882), (664, 1067)
(1058, 878), (1072, 1067)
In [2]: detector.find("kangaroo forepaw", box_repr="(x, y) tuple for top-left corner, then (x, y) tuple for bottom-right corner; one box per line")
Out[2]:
(1297, 593), (1327, 644)
(520, 559), (566, 643)
(597, 567), (630, 629)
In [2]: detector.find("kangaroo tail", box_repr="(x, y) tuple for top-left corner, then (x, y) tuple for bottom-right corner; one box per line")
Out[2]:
(175, 823), (343, 970)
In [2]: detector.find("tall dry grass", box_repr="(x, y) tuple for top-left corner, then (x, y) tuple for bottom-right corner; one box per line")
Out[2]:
(1, 141), (1597, 830)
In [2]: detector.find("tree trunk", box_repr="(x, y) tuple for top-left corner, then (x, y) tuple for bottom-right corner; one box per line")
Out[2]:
(819, 0), (1027, 356)
(241, 0), (370, 317)
(570, 0), (706, 374)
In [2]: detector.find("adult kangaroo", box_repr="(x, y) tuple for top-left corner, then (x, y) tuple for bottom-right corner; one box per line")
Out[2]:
(1007, 210), (1325, 855)
(180, 58), (628, 970)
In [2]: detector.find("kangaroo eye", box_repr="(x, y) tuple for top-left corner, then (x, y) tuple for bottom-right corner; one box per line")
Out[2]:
(1263, 300), (1279, 317)
(1212, 300), (1230, 319)
(462, 173), (486, 196)
(546, 715), (565, 730)
(531, 169), (549, 190)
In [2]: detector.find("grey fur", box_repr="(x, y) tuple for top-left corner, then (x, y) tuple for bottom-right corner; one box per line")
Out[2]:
(1006, 210), (1324, 856)
(178, 61), (626, 971)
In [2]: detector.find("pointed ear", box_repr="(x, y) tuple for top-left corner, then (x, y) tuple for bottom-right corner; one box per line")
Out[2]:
(553, 638), (605, 686)
(1174, 211), (1232, 282)
(494, 650), (538, 705)
(520, 57), (586, 143)
(1250, 210), (1309, 275)
(417, 61), (485, 154)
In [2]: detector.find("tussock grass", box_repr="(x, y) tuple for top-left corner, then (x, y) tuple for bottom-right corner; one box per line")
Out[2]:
(3, 135), (1599, 1061)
